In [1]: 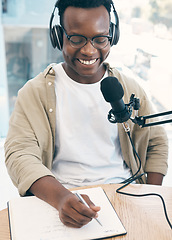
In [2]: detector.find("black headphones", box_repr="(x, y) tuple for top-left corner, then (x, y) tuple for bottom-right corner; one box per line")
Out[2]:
(49, 1), (120, 51)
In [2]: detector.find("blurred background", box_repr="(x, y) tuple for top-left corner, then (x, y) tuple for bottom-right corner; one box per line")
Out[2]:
(0, 0), (172, 210)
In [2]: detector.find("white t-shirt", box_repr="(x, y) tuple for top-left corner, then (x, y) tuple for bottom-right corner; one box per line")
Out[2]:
(52, 63), (132, 188)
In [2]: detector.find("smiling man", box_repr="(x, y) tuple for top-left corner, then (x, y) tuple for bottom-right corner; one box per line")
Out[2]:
(61, 5), (110, 83)
(5, 0), (168, 228)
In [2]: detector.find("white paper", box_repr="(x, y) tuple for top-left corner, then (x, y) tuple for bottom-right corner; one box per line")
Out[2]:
(8, 187), (126, 240)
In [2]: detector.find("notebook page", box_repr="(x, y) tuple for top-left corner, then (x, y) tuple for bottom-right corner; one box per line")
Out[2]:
(8, 187), (126, 240)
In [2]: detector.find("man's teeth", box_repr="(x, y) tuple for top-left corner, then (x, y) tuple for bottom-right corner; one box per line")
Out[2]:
(79, 59), (97, 65)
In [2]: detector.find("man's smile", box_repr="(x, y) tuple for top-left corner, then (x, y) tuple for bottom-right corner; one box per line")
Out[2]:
(77, 58), (98, 65)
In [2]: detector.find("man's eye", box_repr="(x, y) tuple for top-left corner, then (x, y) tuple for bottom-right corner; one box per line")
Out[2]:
(94, 37), (107, 44)
(70, 36), (85, 44)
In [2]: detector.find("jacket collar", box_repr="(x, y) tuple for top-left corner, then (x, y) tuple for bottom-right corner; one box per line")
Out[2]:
(43, 63), (56, 77)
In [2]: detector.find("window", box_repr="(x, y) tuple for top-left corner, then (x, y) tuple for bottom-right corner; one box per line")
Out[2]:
(108, 0), (172, 114)
(4, 26), (63, 113)
(2, 0), (63, 114)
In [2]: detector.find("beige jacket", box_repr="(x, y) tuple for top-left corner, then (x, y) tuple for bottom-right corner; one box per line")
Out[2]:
(5, 63), (168, 196)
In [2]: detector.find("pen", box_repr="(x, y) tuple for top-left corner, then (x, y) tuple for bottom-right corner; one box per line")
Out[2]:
(75, 192), (103, 227)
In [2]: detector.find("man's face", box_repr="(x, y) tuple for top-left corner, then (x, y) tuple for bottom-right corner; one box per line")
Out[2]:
(62, 6), (111, 84)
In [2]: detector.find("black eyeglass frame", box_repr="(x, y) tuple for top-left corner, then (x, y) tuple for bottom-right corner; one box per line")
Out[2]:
(62, 27), (112, 50)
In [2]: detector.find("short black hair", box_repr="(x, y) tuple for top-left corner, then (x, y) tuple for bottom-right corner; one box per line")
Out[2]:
(55, 0), (113, 26)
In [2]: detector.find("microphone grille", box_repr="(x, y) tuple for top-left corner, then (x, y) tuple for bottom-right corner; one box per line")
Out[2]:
(100, 77), (124, 102)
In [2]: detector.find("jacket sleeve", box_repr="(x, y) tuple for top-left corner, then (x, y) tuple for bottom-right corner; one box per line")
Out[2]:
(128, 79), (168, 176)
(5, 76), (56, 196)
(143, 107), (169, 175)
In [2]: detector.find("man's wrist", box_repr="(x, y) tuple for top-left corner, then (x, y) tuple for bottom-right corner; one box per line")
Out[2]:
(29, 175), (70, 210)
(146, 172), (164, 185)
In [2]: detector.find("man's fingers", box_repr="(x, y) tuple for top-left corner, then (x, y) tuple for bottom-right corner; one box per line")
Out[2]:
(60, 213), (84, 228)
(81, 194), (101, 216)
(58, 192), (101, 228)
(60, 205), (92, 227)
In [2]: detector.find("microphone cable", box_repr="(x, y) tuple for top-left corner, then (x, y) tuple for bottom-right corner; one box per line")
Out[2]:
(120, 129), (144, 184)
(116, 129), (172, 230)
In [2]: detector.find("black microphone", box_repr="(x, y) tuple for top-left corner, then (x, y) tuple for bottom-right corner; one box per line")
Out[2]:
(100, 76), (132, 123)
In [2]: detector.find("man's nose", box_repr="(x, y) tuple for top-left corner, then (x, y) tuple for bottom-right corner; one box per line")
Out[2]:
(80, 40), (97, 55)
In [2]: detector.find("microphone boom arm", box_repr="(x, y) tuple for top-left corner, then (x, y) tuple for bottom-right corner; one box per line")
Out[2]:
(132, 110), (172, 127)
(108, 93), (172, 128)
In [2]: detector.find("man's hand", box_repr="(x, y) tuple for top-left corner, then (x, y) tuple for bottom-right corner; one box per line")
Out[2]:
(58, 192), (101, 228)
(29, 176), (100, 228)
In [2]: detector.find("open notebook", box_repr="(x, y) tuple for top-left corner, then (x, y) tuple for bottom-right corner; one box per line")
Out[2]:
(8, 187), (127, 240)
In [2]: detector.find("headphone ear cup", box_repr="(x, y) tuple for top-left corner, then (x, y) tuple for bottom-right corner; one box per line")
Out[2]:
(110, 22), (119, 46)
(50, 25), (63, 50)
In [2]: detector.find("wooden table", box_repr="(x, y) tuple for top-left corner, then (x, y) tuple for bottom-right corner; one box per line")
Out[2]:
(0, 184), (172, 240)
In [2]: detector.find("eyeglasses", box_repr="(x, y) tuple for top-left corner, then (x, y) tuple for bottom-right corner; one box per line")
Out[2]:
(62, 27), (112, 50)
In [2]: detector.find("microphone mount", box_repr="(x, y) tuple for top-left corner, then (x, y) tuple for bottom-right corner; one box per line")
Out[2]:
(108, 94), (172, 127)
(108, 94), (140, 123)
